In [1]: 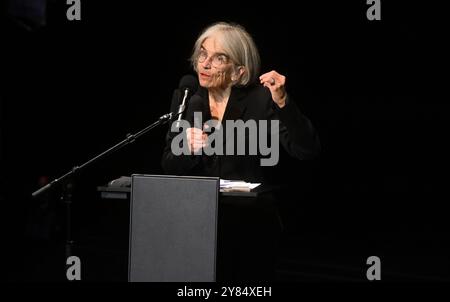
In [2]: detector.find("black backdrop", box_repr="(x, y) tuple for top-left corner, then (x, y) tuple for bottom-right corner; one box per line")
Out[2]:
(2, 1), (449, 282)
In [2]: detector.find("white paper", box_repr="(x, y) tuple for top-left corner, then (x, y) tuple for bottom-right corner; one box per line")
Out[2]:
(220, 179), (261, 192)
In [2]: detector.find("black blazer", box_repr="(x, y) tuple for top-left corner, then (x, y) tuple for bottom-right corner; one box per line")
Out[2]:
(161, 84), (320, 183)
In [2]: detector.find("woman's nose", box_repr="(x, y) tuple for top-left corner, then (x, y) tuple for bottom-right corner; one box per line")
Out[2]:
(201, 59), (211, 69)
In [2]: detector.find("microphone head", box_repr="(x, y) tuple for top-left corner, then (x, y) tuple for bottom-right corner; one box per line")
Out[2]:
(186, 95), (205, 128)
(178, 74), (199, 92)
(186, 95), (204, 115)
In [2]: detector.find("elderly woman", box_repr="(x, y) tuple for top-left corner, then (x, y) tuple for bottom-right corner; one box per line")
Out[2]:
(161, 22), (320, 281)
(162, 22), (320, 181)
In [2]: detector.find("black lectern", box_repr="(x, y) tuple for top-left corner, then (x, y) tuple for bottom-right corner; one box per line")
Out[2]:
(128, 175), (219, 282)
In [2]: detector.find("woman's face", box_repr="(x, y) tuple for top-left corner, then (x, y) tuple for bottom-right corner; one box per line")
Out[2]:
(196, 37), (236, 90)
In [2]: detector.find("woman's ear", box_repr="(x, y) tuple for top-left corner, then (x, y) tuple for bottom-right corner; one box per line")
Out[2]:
(232, 66), (246, 82)
(238, 66), (246, 78)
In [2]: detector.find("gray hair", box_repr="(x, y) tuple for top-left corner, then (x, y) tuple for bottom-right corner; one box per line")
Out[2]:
(191, 22), (261, 87)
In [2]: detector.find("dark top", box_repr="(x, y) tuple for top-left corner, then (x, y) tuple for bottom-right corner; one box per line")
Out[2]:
(161, 84), (320, 183)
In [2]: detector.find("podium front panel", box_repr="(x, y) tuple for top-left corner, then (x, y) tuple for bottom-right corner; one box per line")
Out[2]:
(129, 175), (219, 282)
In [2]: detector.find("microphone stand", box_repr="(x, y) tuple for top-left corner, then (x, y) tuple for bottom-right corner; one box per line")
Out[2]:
(32, 112), (175, 267)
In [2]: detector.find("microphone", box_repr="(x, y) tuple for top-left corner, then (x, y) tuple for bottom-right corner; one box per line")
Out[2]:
(186, 95), (205, 129)
(185, 95), (206, 155)
(174, 75), (198, 127)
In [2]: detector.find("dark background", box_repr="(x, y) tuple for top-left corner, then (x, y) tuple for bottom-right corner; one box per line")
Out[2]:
(1, 1), (449, 282)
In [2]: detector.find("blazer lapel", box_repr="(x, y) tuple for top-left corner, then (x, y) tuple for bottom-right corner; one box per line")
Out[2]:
(222, 87), (248, 122)
(222, 87), (248, 149)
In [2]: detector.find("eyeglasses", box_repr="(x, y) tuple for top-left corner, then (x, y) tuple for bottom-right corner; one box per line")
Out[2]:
(197, 50), (230, 68)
